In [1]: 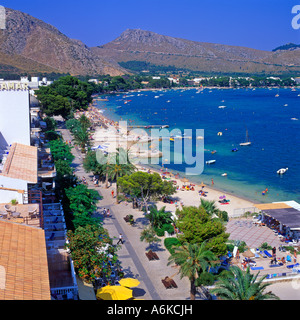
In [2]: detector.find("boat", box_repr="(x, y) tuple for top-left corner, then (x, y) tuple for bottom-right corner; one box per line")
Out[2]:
(206, 160), (216, 165)
(231, 148), (238, 152)
(291, 118), (298, 121)
(240, 128), (251, 146)
(277, 168), (288, 175)
(218, 106), (226, 109)
(221, 173), (227, 177)
(275, 94), (279, 97)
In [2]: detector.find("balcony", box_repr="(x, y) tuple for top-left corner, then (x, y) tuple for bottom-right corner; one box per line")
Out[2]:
(43, 203), (78, 300)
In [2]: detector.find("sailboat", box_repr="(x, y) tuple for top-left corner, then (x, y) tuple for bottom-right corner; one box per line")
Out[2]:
(240, 128), (251, 146)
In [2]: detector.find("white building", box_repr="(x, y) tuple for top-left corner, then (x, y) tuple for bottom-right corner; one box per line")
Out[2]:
(0, 81), (31, 146)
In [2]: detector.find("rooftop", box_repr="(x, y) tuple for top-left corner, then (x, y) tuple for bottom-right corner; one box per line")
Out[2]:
(0, 143), (38, 183)
(0, 220), (51, 300)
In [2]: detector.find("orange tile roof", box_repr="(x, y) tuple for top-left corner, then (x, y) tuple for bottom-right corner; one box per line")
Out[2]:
(0, 221), (51, 300)
(0, 143), (38, 183)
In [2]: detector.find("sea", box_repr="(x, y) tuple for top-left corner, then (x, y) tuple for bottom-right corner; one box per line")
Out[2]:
(95, 87), (300, 204)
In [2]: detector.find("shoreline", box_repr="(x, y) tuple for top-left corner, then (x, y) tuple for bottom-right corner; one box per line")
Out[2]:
(75, 103), (258, 217)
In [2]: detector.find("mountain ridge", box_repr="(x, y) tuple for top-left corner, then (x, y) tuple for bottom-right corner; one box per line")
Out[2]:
(93, 29), (300, 75)
(0, 7), (300, 77)
(0, 7), (126, 76)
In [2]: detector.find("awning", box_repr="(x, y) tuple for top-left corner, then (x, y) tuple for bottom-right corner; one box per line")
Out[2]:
(262, 207), (300, 230)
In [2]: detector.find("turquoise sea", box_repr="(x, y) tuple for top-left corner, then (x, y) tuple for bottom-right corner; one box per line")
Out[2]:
(95, 87), (300, 204)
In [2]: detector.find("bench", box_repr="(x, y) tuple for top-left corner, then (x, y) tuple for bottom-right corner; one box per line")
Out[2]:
(124, 215), (135, 225)
(145, 250), (159, 261)
(161, 277), (178, 289)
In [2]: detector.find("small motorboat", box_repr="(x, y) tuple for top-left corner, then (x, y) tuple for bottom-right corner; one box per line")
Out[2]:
(277, 168), (288, 175)
(232, 148), (238, 152)
(206, 160), (216, 165)
(221, 173), (228, 177)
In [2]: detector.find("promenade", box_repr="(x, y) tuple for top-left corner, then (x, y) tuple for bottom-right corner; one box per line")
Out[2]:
(58, 124), (195, 301)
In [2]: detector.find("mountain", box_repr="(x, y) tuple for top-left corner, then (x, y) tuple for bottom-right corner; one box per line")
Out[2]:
(0, 7), (125, 76)
(93, 29), (300, 75)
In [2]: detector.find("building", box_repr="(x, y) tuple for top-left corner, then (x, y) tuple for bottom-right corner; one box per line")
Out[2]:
(0, 79), (78, 300)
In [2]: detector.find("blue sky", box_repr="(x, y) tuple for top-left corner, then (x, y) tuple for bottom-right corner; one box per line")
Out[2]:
(1, 0), (300, 51)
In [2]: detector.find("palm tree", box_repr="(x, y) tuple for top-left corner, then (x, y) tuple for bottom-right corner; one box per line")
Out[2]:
(167, 241), (217, 300)
(199, 199), (219, 217)
(211, 265), (279, 300)
(146, 205), (173, 229)
(72, 126), (90, 153)
(140, 225), (161, 248)
(106, 147), (135, 203)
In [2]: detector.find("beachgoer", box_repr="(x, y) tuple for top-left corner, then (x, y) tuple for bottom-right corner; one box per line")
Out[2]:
(103, 208), (106, 216)
(211, 178), (214, 185)
(294, 249), (297, 263)
(106, 209), (110, 217)
(117, 234), (124, 245)
(111, 190), (114, 198)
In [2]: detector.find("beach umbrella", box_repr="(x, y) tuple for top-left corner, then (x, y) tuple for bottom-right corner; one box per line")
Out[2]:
(181, 178), (189, 183)
(118, 278), (140, 288)
(96, 285), (133, 300)
(242, 249), (255, 258)
(200, 182), (207, 188)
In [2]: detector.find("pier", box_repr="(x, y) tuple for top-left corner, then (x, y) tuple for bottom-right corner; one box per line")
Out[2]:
(128, 125), (169, 129)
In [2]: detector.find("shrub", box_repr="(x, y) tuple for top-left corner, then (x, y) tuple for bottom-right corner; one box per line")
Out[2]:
(260, 242), (272, 250)
(162, 223), (174, 235)
(196, 272), (215, 286)
(155, 227), (165, 237)
(164, 237), (181, 254)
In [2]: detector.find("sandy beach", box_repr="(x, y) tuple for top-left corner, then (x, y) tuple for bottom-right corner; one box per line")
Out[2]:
(75, 104), (257, 217)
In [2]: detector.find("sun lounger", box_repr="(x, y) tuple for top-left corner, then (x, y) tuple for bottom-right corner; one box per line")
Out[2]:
(269, 264), (283, 268)
(251, 266), (264, 270)
(259, 251), (267, 258)
(263, 250), (272, 258)
(286, 263), (300, 269)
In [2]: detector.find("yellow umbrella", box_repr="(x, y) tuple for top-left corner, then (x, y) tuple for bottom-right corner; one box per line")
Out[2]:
(119, 278), (140, 288)
(96, 285), (133, 300)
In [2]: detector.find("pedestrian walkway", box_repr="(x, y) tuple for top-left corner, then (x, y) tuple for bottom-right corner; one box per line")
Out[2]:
(57, 125), (193, 300)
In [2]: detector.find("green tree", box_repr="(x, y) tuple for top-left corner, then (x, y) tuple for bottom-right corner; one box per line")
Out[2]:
(65, 184), (101, 229)
(83, 150), (106, 178)
(106, 148), (136, 204)
(167, 242), (217, 300)
(140, 225), (161, 249)
(146, 205), (173, 229)
(66, 224), (118, 284)
(49, 139), (74, 164)
(200, 199), (219, 217)
(72, 125), (90, 153)
(118, 171), (176, 213)
(175, 206), (229, 256)
(211, 266), (280, 300)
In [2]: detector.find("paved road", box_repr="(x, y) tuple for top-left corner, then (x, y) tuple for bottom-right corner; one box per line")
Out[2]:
(58, 124), (193, 300)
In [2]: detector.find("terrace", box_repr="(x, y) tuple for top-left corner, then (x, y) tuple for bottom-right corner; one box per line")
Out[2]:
(0, 203), (41, 227)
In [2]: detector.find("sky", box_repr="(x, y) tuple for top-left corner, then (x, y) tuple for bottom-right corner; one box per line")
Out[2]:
(1, 0), (300, 51)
